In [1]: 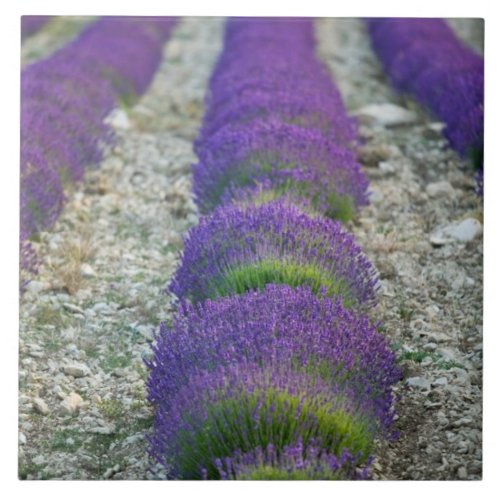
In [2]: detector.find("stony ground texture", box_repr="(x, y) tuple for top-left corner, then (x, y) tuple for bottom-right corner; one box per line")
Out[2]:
(21, 16), (95, 66)
(19, 17), (483, 480)
(317, 18), (483, 480)
(18, 17), (224, 480)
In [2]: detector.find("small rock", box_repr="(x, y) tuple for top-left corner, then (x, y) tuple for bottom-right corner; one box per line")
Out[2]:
(19, 432), (27, 445)
(90, 425), (115, 435)
(91, 394), (102, 404)
(63, 363), (90, 378)
(379, 161), (397, 174)
(426, 181), (454, 198)
(457, 466), (468, 479)
(423, 342), (437, 352)
(433, 377), (448, 387)
(32, 397), (50, 416)
(63, 303), (85, 315)
(60, 392), (84, 416)
(406, 377), (431, 391)
(105, 108), (131, 130)
(358, 144), (392, 166)
(80, 263), (96, 278)
(453, 417), (474, 427)
(430, 218), (483, 245)
(103, 463), (121, 479)
(32, 455), (46, 466)
(423, 122), (446, 139)
(353, 103), (418, 127)
(445, 218), (483, 242)
(25, 280), (47, 294)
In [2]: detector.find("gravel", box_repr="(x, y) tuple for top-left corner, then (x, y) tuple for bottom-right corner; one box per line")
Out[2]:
(317, 18), (483, 480)
(18, 17), (224, 480)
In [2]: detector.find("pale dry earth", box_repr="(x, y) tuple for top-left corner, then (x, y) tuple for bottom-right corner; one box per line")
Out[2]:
(21, 16), (96, 66)
(18, 17), (224, 479)
(317, 18), (483, 480)
(19, 17), (483, 480)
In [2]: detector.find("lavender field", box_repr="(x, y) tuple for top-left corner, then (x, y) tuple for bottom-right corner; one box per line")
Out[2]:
(19, 16), (484, 481)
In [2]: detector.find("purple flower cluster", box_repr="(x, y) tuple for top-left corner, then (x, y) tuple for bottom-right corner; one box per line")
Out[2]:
(147, 285), (401, 477)
(366, 18), (484, 166)
(213, 439), (372, 480)
(170, 200), (378, 307)
(193, 18), (368, 218)
(21, 16), (52, 40)
(20, 17), (176, 278)
(147, 18), (400, 480)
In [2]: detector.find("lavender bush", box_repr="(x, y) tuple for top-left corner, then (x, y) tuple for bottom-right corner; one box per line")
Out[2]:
(20, 16), (176, 280)
(366, 18), (484, 167)
(151, 362), (375, 479)
(147, 284), (400, 443)
(193, 118), (368, 219)
(198, 18), (357, 143)
(169, 201), (378, 308)
(193, 18), (367, 217)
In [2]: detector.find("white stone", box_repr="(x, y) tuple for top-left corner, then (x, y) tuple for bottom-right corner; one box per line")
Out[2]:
(32, 397), (50, 416)
(430, 218), (482, 245)
(63, 362), (90, 378)
(105, 108), (131, 130)
(426, 181), (454, 198)
(63, 303), (85, 315)
(80, 263), (96, 278)
(433, 377), (448, 387)
(25, 280), (47, 294)
(353, 103), (418, 127)
(445, 218), (483, 242)
(406, 377), (431, 391)
(60, 392), (83, 416)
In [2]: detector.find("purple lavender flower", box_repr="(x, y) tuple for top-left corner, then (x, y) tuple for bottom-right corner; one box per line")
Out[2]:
(196, 17), (358, 150)
(147, 285), (401, 449)
(170, 201), (378, 307)
(193, 118), (368, 219)
(149, 361), (377, 479)
(20, 17), (177, 279)
(214, 438), (372, 480)
(366, 18), (484, 167)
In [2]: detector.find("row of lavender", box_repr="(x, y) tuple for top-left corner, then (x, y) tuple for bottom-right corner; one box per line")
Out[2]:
(146, 18), (401, 480)
(20, 17), (177, 284)
(366, 19), (484, 186)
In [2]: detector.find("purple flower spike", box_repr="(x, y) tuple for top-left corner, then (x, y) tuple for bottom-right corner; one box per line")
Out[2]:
(170, 200), (378, 307)
(193, 118), (368, 217)
(147, 285), (401, 443)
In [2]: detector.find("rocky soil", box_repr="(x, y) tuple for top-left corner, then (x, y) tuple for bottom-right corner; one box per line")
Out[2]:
(18, 17), (224, 479)
(317, 18), (483, 480)
(21, 16), (95, 66)
(19, 17), (483, 480)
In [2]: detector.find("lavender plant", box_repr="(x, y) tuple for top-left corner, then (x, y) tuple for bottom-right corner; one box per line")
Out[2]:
(193, 118), (368, 219)
(20, 16), (176, 279)
(147, 285), (400, 441)
(366, 18), (484, 167)
(169, 201), (378, 307)
(151, 362), (375, 479)
(199, 18), (356, 143)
